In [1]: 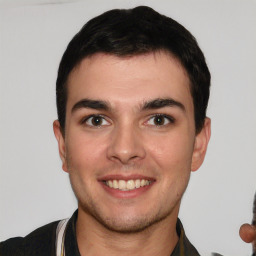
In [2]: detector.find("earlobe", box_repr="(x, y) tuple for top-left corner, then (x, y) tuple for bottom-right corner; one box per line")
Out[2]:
(53, 120), (68, 173)
(191, 118), (211, 172)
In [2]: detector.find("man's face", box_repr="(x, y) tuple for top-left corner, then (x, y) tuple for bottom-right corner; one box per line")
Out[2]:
(54, 52), (210, 233)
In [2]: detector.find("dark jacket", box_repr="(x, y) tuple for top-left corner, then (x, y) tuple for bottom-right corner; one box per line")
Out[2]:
(0, 211), (200, 256)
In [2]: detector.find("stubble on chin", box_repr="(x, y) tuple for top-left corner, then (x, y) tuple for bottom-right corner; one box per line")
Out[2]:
(77, 198), (177, 234)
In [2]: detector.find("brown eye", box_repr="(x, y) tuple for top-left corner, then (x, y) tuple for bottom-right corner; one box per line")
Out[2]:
(146, 114), (174, 126)
(91, 116), (103, 126)
(153, 116), (165, 126)
(84, 115), (110, 127)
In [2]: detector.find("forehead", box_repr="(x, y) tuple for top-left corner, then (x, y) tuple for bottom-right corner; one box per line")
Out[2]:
(66, 52), (192, 112)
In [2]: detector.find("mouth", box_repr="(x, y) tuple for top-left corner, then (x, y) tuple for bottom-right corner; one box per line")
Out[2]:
(98, 175), (155, 198)
(103, 179), (152, 191)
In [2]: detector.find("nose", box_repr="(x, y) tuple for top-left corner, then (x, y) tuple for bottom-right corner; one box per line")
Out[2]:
(107, 124), (146, 164)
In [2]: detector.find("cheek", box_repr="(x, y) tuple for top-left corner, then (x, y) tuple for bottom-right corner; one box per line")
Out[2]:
(148, 134), (193, 197)
(66, 131), (107, 172)
(147, 132), (194, 170)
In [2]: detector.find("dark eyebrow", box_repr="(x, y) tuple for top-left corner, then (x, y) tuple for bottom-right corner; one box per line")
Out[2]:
(142, 98), (185, 111)
(71, 99), (110, 113)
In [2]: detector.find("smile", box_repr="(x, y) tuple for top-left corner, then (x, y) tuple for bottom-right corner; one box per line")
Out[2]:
(104, 179), (152, 191)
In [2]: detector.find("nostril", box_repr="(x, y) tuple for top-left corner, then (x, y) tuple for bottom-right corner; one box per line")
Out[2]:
(110, 154), (140, 164)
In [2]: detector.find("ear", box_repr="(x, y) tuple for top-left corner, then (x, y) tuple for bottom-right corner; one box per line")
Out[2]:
(53, 120), (68, 173)
(191, 117), (211, 172)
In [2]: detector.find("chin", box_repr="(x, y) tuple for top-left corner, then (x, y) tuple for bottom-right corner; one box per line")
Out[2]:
(79, 199), (175, 234)
(102, 215), (170, 234)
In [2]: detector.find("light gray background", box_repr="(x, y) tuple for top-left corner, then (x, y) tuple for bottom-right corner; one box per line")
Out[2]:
(0, 0), (255, 255)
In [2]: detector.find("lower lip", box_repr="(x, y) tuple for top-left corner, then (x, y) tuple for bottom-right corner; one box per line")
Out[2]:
(100, 182), (154, 199)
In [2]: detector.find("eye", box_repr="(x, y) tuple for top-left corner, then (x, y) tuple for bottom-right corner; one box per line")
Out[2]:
(146, 114), (174, 126)
(83, 115), (110, 127)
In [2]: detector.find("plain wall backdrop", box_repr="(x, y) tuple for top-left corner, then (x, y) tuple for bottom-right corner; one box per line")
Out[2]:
(0, 0), (255, 255)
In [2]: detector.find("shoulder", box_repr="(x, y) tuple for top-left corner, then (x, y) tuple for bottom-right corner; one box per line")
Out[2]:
(175, 219), (201, 256)
(0, 220), (60, 256)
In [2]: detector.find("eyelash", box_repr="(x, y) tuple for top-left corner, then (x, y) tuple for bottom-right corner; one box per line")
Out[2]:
(80, 114), (175, 127)
(81, 114), (110, 127)
(146, 114), (175, 126)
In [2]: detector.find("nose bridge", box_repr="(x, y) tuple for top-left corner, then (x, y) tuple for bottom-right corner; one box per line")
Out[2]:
(107, 121), (145, 164)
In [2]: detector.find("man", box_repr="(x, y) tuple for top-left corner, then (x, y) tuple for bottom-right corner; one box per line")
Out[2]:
(0, 6), (254, 256)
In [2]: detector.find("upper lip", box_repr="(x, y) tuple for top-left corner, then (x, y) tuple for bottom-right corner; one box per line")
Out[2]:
(98, 174), (156, 182)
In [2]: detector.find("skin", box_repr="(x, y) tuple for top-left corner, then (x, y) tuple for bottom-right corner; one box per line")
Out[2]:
(54, 52), (211, 256)
(240, 194), (256, 253)
(240, 224), (256, 244)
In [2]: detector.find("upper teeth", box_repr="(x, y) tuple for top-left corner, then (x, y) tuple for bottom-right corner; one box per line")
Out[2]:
(105, 179), (151, 191)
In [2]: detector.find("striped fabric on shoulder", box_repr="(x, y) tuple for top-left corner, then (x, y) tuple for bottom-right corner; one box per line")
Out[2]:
(56, 218), (69, 256)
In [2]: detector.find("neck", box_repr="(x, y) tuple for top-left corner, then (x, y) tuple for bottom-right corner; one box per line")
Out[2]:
(76, 208), (179, 256)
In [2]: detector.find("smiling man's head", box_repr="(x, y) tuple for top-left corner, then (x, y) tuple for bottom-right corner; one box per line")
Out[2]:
(56, 6), (210, 135)
(53, 6), (211, 234)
